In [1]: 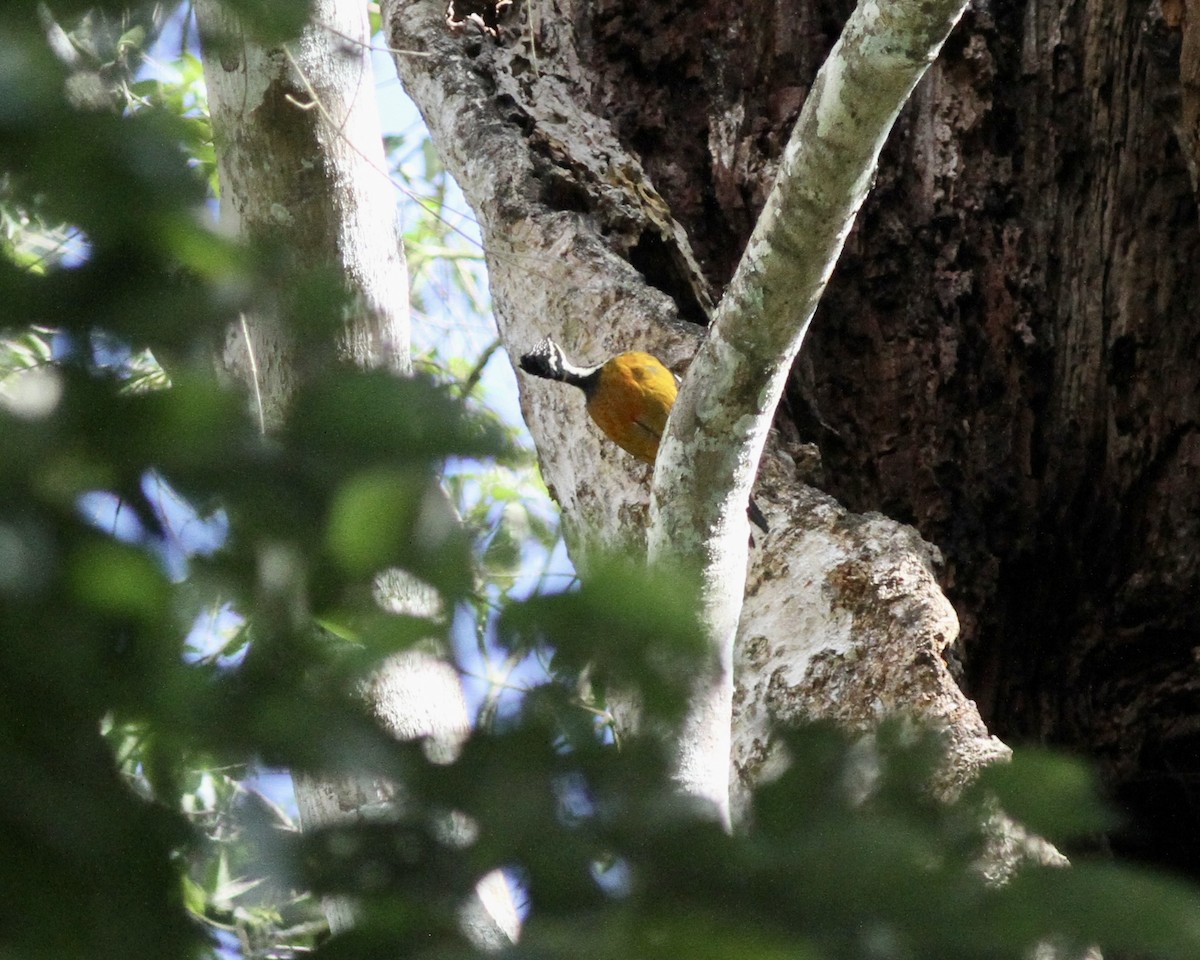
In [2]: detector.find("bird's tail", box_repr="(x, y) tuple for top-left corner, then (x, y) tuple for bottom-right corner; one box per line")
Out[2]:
(518, 338), (571, 382)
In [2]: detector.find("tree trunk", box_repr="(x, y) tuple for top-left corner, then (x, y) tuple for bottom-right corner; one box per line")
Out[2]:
(390, 0), (1200, 877)
(387, 0), (1008, 827)
(550, 0), (1200, 874)
(813, 0), (1198, 875)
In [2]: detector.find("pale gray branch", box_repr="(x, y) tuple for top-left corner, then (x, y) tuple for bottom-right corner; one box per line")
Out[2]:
(649, 0), (973, 822)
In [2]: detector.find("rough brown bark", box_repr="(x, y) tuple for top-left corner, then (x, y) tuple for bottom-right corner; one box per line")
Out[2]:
(566, 0), (1200, 874)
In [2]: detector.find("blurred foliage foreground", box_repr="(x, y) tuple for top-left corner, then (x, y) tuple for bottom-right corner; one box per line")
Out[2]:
(5, 2), (1200, 959)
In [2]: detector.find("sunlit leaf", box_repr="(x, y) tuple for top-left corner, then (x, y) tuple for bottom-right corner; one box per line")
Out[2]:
(974, 748), (1116, 843)
(326, 468), (427, 576)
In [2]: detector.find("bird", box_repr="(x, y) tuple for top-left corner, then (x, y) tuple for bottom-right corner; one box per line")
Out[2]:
(517, 338), (768, 534)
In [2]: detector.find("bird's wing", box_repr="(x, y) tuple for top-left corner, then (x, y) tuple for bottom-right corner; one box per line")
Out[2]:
(631, 416), (663, 442)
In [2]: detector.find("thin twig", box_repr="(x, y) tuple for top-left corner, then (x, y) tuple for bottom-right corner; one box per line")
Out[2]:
(240, 313), (266, 434)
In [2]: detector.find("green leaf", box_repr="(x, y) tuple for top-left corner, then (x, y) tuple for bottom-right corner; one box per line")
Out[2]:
(500, 554), (707, 723)
(974, 748), (1116, 843)
(286, 368), (509, 468)
(69, 539), (169, 623)
(630, 911), (821, 960)
(116, 24), (147, 56)
(325, 468), (428, 576)
(482, 504), (524, 575)
(128, 372), (249, 469)
(181, 874), (208, 918)
(1000, 862), (1200, 958)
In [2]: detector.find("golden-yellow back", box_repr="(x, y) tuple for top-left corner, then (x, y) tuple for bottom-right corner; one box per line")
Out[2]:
(585, 352), (678, 465)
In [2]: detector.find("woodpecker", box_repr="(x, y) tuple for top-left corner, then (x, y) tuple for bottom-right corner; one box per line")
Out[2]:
(518, 338), (768, 534)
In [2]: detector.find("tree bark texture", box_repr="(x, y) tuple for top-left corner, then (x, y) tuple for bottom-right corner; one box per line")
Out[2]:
(553, 0), (1200, 873)
(198, 0), (410, 426)
(387, 0), (1009, 827)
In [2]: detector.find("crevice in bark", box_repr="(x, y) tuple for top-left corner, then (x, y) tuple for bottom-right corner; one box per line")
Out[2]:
(447, 0), (513, 35)
(575, 0), (849, 289)
(624, 228), (710, 326)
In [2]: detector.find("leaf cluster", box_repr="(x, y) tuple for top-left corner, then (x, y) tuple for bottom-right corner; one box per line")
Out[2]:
(0, 3), (493, 955)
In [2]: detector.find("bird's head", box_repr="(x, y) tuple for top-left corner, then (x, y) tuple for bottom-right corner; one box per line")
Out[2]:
(518, 338), (571, 381)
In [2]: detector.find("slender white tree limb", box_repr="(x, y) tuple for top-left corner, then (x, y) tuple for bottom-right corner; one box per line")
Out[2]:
(648, 0), (972, 821)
